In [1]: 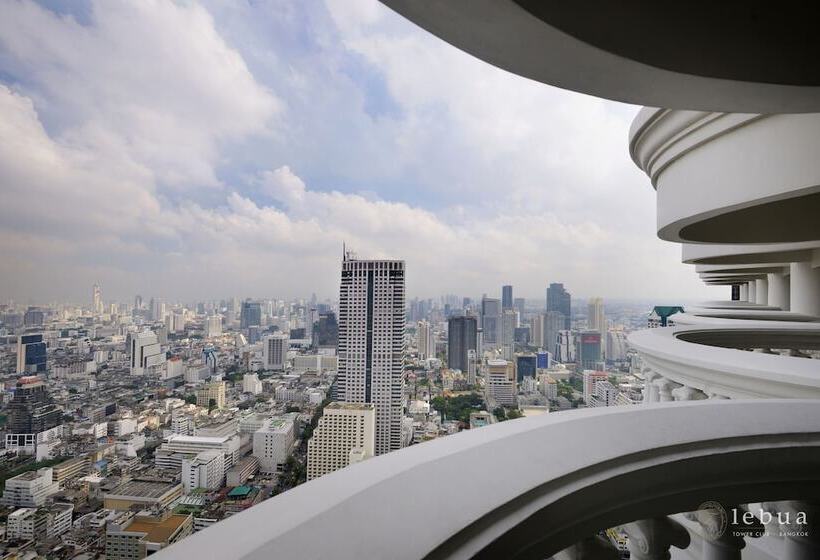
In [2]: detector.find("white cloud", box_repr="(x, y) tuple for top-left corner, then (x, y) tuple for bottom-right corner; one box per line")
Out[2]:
(0, 0), (720, 304)
(0, 0), (280, 189)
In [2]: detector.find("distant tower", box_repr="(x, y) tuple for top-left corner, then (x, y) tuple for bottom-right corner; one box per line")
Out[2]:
(546, 283), (572, 329)
(337, 255), (405, 455)
(481, 297), (501, 348)
(92, 283), (103, 315)
(501, 285), (513, 310)
(588, 297), (606, 336)
(447, 315), (477, 372)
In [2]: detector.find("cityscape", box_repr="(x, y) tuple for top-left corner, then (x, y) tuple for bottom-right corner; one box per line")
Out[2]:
(0, 262), (667, 558)
(1, 1), (819, 560)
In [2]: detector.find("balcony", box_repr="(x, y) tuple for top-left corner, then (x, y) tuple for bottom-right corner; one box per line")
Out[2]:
(154, 400), (820, 560)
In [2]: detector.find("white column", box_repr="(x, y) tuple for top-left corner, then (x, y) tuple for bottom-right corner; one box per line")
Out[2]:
(654, 378), (682, 402)
(779, 502), (820, 560)
(768, 272), (790, 311)
(671, 386), (708, 401)
(739, 284), (748, 301)
(755, 277), (768, 305)
(642, 368), (660, 404)
(621, 517), (690, 560)
(747, 281), (756, 303)
(790, 262), (820, 317)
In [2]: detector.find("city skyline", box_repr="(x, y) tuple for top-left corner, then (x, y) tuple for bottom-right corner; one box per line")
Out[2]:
(0, 0), (721, 303)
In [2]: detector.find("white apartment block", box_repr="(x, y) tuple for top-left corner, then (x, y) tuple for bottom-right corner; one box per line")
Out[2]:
(252, 416), (296, 474)
(181, 450), (225, 493)
(307, 403), (375, 481)
(154, 434), (240, 471)
(242, 372), (263, 395)
(1, 468), (60, 508)
(129, 331), (165, 376)
(582, 370), (610, 404)
(337, 257), (405, 455)
(262, 333), (288, 371)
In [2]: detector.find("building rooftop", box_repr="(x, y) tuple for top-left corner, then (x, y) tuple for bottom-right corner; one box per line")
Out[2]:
(106, 480), (179, 500)
(226, 486), (252, 498)
(123, 514), (190, 544)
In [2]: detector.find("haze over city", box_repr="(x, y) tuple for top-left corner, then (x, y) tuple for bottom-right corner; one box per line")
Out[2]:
(0, 0), (719, 303)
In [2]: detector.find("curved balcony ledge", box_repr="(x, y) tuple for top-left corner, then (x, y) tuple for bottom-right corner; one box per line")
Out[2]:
(682, 242), (820, 265)
(629, 326), (820, 398)
(671, 312), (820, 329)
(380, 1), (820, 113)
(629, 109), (820, 243)
(155, 400), (820, 560)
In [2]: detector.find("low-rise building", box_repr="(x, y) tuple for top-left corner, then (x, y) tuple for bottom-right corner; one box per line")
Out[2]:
(105, 511), (192, 559)
(103, 479), (182, 512)
(253, 415), (296, 474)
(1, 467), (60, 508)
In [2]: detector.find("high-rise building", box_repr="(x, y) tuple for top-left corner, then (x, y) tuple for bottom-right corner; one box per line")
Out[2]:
(515, 354), (537, 382)
(501, 309), (517, 360)
(240, 301), (262, 329)
(480, 297), (501, 347)
(546, 283), (572, 329)
(466, 349), (479, 386)
(307, 403), (375, 480)
(263, 333), (288, 371)
(486, 359), (516, 407)
(23, 308), (44, 328)
(417, 320), (435, 361)
(205, 315), (222, 338)
(92, 283), (103, 315)
(588, 297), (606, 340)
(577, 331), (603, 370)
(16, 334), (47, 374)
(513, 297), (525, 321)
(129, 331), (165, 376)
(7, 377), (62, 435)
(337, 256), (405, 456)
(502, 285), (513, 310)
(151, 299), (165, 322)
(447, 315), (477, 372)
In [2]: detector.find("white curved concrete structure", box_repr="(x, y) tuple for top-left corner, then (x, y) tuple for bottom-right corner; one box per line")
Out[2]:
(379, 1), (820, 113)
(629, 108), (820, 244)
(155, 401), (820, 560)
(629, 326), (820, 399)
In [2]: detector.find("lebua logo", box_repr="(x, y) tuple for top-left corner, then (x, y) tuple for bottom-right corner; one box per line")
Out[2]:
(696, 501), (810, 540)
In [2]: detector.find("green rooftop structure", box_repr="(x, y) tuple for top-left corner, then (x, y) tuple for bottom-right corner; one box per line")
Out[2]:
(227, 486), (253, 499)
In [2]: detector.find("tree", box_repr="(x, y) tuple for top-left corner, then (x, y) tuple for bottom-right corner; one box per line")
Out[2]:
(184, 394), (197, 405)
(507, 408), (523, 420)
(208, 398), (217, 413)
(493, 407), (507, 421)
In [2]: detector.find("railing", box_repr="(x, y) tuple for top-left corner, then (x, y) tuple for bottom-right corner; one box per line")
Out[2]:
(155, 400), (820, 559)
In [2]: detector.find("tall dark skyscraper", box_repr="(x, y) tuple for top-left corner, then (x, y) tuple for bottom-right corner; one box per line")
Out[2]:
(447, 315), (477, 373)
(546, 283), (572, 329)
(240, 300), (262, 329)
(337, 256), (405, 455)
(7, 378), (62, 435)
(502, 285), (513, 310)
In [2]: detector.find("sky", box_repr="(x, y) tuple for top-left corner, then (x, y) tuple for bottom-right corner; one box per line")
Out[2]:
(0, 0), (721, 304)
